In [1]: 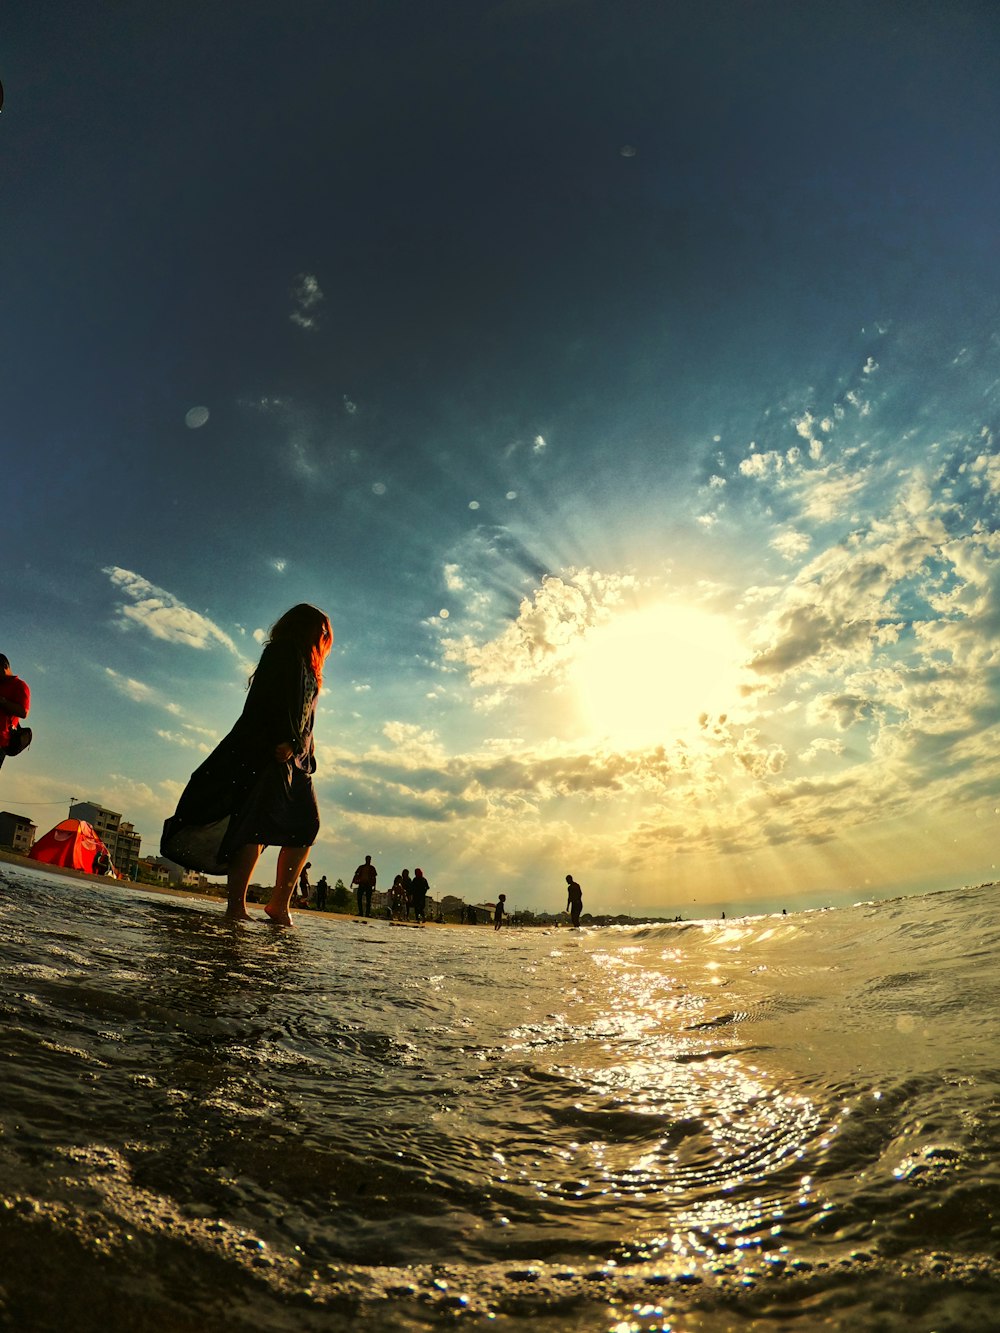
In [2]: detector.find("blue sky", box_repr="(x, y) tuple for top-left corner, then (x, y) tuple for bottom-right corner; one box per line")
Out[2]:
(3, 1), (999, 915)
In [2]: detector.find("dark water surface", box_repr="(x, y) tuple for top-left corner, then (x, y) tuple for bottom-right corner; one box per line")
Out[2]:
(1, 865), (998, 1331)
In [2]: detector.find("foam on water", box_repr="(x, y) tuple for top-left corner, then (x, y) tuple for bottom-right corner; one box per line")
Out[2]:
(1, 865), (998, 1331)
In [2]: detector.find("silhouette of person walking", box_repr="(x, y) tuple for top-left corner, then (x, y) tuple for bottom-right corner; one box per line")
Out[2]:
(352, 855), (377, 917)
(390, 874), (407, 920)
(565, 874), (583, 928)
(494, 893), (506, 931)
(297, 860), (312, 906)
(411, 868), (429, 923)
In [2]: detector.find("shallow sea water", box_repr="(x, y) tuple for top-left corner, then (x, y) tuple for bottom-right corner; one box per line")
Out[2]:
(1, 865), (998, 1332)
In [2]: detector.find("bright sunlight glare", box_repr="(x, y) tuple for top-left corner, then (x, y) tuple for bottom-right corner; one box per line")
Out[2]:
(570, 603), (747, 748)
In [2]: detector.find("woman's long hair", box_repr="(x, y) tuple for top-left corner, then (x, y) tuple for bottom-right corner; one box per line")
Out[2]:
(267, 604), (333, 686)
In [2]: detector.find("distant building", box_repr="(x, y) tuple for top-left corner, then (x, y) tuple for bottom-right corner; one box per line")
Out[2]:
(114, 821), (142, 880)
(69, 800), (142, 879)
(0, 810), (36, 856)
(148, 855), (215, 892)
(136, 858), (170, 885)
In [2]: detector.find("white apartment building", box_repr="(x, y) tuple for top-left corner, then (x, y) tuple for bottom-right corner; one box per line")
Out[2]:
(69, 800), (142, 879)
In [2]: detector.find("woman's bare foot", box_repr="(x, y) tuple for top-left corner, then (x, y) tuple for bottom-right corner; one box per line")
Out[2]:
(223, 907), (252, 922)
(263, 904), (293, 927)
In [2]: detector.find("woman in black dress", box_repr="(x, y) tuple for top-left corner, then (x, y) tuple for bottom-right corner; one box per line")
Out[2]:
(161, 603), (333, 925)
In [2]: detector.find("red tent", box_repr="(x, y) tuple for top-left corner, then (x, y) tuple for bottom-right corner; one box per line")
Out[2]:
(29, 819), (114, 875)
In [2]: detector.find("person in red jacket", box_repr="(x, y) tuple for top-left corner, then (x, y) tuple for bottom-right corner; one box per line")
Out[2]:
(0, 654), (31, 770)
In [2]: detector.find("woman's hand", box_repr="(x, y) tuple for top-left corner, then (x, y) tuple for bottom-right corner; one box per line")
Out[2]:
(274, 741), (295, 762)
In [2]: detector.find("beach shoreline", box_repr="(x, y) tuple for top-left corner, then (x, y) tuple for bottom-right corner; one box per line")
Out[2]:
(0, 847), (472, 927)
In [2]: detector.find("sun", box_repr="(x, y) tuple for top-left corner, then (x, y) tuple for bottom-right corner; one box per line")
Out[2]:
(569, 602), (747, 747)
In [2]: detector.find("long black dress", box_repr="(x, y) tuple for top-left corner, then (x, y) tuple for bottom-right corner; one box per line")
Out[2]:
(160, 641), (320, 875)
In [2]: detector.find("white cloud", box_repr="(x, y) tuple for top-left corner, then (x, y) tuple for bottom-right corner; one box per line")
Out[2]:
(155, 729), (211, 753)
(814, 692), (876, 730)
(441, 569), (637, 690)
(799, 737), (846, 762)
(104, 567), (244, 657)
(794, 412), (814, 440)
(104, 667), (157, 704)
(794, 465), (869, 522)
(967, 452), (1000, 495)
(770, 529), (811, 560)
(739, 449), (784, 478)
(732, 728), (787, 778)
(381, 721), (445, 763)
(105, 670), (206, 742)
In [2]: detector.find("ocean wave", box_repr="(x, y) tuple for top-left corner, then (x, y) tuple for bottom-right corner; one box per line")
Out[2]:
(1, 867), (998, 1330)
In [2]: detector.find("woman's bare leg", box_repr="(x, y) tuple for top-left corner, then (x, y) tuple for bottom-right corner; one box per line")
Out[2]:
(264, 845), (311, 926)
(225, 843), (263, 920)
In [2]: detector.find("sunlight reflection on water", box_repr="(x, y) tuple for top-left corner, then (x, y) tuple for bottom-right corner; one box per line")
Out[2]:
(2, 869), (999, 1331)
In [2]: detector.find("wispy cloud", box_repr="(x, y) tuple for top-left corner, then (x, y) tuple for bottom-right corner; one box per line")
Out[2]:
(770, 528), (811, 560)
(104, 667), (159, 705)
(105, 665), (218, 753)
(440, 568), (639, 690)
(155, 729), (212, 753)
(103, 567), (244, 657)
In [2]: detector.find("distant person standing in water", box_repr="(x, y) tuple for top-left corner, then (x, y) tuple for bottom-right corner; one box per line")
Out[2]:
(494, 893), (506, 931)
(390, 874), (407, 920)
(565, 874), (583, 928)
(297, 861), (312, 907)
(411, 868), (430, 923)
(315, 874), (329, 911)
(0, 654), (31, 770)
(161, 603), (333, 926)
(352, 855), (377, 917)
